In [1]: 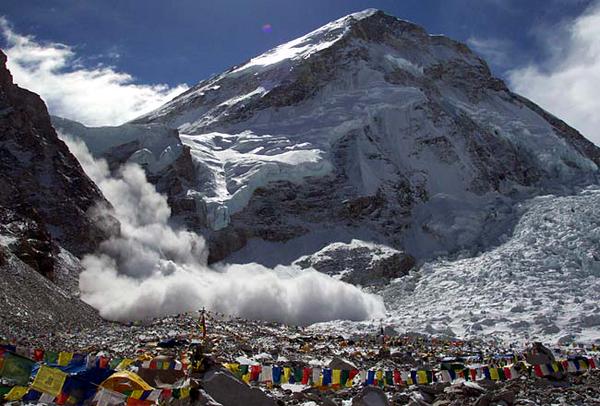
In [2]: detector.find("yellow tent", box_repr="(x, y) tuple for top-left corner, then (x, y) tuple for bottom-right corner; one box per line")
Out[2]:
(100, 371), (153, 393)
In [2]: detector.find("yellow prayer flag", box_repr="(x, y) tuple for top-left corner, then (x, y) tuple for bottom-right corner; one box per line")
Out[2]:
(283, 367), (292, 384)
(4, 386), (28, 401)
(490, 368), (500, 381)
(376, 370), (384, 385)
(332, 369), (341, 385)
(242, 373), (250, 384)
(32, 365), (67, 397)
(131, 390), (143, 399)
(180, 387), (190, 399)
(116, 359), (134, 371)
(417, 370), (428, 384)
(57, 352), (73, 367)
(551, 362), (560, 373)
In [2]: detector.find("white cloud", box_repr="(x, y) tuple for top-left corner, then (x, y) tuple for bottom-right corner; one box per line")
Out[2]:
(0, 17), (188, 126)
(508, 2), (600, 146)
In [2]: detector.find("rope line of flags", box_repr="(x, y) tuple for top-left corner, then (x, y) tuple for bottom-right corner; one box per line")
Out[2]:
(1, 342), (598, 404)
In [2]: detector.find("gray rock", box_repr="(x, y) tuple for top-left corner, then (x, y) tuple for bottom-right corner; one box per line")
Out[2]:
(202, 369), (277, 406)
(352, 387), (390, 406)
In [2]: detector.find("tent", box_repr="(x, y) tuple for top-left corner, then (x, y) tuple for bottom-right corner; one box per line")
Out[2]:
(100, 371), (153, 393)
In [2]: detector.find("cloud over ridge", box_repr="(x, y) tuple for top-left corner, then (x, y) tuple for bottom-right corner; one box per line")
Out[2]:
(0, 17), (188, 126)
(508, 2), (600, 146)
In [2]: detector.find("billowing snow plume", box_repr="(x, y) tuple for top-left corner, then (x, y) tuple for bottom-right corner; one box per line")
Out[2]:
(62, 136), (385, 324)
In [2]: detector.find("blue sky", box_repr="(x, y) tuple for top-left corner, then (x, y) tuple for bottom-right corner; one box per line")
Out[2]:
(0, 0), (593, 84)
(1, 0), (599, 145)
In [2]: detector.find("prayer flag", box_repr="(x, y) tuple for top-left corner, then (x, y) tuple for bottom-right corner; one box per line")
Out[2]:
(4, 386), (28, 401)
(322, 368), (332, 386)
(301, 368), (311, 385)
(366, 370), (375, 385)
(340, 369), (350, 386)
(312, 368), (321, 387)
(417, 370), (428, 384)
(410, 371), (417, 385)
(0, 352), (35, 385)
(385, 370), (394, 386)
(393, 369), (402, 385)
(283, 367), (292, 384)
(490, 368), (500, 381)
(58, 352), (73, 367)
(32, 366), (67, 397)
(503, 367), (512, 380)
(348, 369), (359, 387)
(33, 349), (44, 362)
(332, 369), (341, 386)
(44, 352), (58, 365)
(273, 366), (282, 385)
(250, 365), (261, 382)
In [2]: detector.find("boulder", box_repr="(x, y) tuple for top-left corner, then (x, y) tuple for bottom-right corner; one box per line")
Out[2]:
(328, 357), (357, 371)
(202, 369), (277, 406)
(352, 386), (389, 406)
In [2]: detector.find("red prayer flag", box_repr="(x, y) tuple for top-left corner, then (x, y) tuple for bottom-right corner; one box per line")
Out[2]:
(250, 365), (261, 382)
(301, 368), (311, 385)
(533, 365), (543, 377)
(469, 369), (477, 381)
(503, 367), (512, 380)
(98, 356), (109, 369)
(393, 369), (402, 385)
(588, 358), (596, 369)
(33, 349), (44, 362)
(55, 392), (69, 405)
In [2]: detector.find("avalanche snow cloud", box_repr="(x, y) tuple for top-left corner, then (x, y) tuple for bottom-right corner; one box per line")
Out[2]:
(62, 136), (385, 325)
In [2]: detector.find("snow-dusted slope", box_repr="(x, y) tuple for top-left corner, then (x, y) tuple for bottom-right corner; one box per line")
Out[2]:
(132, 9), (598, 263)
(308, 187), (600, 344)
(384, 186), (600, 343)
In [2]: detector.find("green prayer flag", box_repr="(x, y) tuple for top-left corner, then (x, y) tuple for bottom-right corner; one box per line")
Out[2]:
(385, 370), (394, 385)
(109, 358), (122, 370)
(294, 368), (303, 383)
(497, 368), (506, 381)
(44, 351), (58, 364)
(173, 388), (181, 399)
(0, 353), (35, 385)
(340, 370), (349, 386)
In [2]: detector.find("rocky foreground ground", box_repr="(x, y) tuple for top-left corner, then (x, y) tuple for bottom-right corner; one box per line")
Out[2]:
(2, 311), (599, 405)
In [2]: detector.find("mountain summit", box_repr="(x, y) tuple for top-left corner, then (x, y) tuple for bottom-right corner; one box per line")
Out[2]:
(61, 10), (599, 264)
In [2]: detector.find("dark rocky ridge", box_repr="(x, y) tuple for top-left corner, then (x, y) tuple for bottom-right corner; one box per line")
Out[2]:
(0, 50), (115, 260)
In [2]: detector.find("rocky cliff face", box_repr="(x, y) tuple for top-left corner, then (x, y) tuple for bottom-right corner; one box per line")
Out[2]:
(0, 50), (111, 335)
(0, 50), (115, 260)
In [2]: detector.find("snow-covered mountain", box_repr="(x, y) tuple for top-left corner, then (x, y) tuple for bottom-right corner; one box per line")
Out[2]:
(8, 9), (600, 343)
(129, 9), (599, 263)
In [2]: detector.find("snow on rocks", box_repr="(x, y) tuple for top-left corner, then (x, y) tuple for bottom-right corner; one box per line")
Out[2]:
(382, 186), (600, 344)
